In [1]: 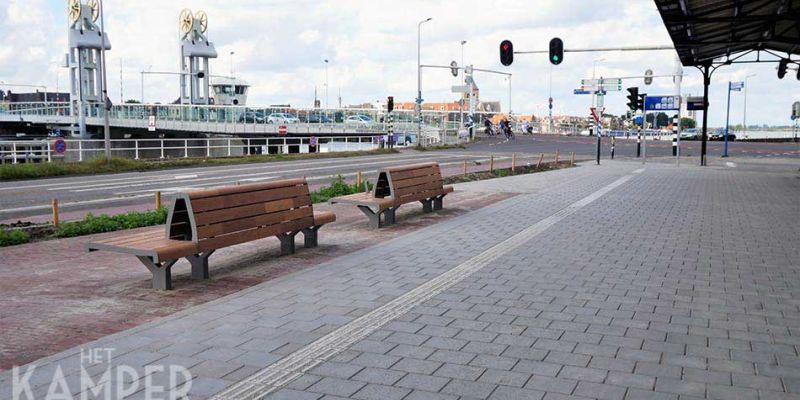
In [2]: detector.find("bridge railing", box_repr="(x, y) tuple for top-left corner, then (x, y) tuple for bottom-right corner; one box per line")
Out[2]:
(0, 135), (391, 164)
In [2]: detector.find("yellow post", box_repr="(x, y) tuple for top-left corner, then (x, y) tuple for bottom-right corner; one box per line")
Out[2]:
(555, 149), (560, 164)
(511, 153), (516, 173)
(356, 171), (363, 188)
(490, 155), (494, 173)
(155, 191), (162, 210)
(463, 160), (468, 177)
(536, 153), (544, 169)
(52, 199), (59, 228)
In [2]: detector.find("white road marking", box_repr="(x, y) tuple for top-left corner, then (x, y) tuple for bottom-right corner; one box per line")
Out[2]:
(633, 168), (645, 174)
(173, 174), (198, 179)
(0, 194), (153, 214)
(0, 152), (462, 192)
(725, 162), (737, 168)
(212, 174), (634, 400)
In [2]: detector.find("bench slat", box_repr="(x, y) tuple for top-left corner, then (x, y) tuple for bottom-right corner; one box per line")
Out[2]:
(93, 229), (165, 246)
(197, 216), (315, 252)
(194, 196), (312, 226)
(197, 206), (313, 239)
(186, 178), (305, 200)
(392, 187), (450, 206)
(384, 162), (438, 173)
(389, 165), (440, 181)
(191, 185), (309, 213)
(394, 180), (446, 198)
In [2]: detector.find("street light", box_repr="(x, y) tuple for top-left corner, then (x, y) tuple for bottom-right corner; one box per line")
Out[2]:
(229, 51), (235, 77)
(98, 0), (111, 162)
(417, 17), (432, 147)
(324, 59), (329, 109)
(743, 73), (756, 138)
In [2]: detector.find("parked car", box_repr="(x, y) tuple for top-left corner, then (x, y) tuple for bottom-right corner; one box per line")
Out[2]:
(238, 111), (266, 123)
(307, 113), (332, 124)
(393, 133), (418, 146)
(709, 129), (736, 141)
(268, 113), (299, 124)
(680, 128), (698, 140)
(345, 115), (374, 126)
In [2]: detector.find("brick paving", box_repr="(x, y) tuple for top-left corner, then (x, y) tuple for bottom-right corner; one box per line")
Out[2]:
(2, 160), (799, 400)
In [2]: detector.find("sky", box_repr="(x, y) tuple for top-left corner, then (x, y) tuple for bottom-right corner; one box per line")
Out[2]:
(1, 0), (798, 127)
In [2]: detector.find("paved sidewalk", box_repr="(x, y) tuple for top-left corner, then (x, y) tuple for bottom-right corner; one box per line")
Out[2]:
(2, 161), (799, 400)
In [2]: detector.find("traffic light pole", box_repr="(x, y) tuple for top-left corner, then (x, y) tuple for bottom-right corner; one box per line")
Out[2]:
(514, 45), (674, 55)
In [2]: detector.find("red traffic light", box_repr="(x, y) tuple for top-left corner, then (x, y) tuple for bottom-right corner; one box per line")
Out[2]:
(500, 40), (513, 66)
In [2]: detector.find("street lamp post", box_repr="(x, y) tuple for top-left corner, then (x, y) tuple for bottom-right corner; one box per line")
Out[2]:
(743, 73), (756, 139)
(324, 59), (329, 109)
(417, 17), (432, 147)
(460, 40), (466, 131)
(590, 58), (604, 108)
(98, 0), (111, 162)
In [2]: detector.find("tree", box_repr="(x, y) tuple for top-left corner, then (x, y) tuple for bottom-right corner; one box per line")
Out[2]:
(680, 117), (696, 129)
(655, 112), (669, 128)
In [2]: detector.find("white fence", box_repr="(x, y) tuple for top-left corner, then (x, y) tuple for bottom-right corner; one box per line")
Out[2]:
(0, 136), (388, 164)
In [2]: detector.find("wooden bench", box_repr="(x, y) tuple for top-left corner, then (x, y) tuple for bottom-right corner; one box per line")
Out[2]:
(85, 179), (335, 290)
(329, 162), (453, 228)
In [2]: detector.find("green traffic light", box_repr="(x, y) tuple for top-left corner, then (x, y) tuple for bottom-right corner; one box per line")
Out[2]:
(553, 55), (559, 61)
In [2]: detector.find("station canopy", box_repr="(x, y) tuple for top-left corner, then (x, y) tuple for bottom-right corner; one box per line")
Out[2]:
(655, 0), (800, 66)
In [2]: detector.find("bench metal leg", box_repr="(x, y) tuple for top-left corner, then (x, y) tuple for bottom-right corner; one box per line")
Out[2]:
(358, 205), (382, 228)
(433, 195), (444, 211)
(277, 232), (298, 255)
(302, 226), (319, 248)
(186, 250), (215, 280)
(136, 256), (178, 290)
(384, 207), (397, 225)
(420, 199), (433, 213)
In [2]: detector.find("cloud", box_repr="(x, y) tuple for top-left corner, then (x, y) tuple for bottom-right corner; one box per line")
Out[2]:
(0, 0), (796, 126)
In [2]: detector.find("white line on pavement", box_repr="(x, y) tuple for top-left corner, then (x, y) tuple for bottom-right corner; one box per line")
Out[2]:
(726, 162), (737, 168)
(212, 173), (634, 400)
(633, 168), (645, 174)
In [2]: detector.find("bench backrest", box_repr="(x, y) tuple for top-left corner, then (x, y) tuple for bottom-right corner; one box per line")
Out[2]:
(166, 179), (315, 252)
(374, 162), (444, 202)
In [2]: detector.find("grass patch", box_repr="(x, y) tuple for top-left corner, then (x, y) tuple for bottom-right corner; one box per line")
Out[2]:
(0, 149), (398, 181)
(0, 229), (30, 246)
(310, 175), (373, 203)
(414, 143), (468, 151)
(55, 208), (169, 238)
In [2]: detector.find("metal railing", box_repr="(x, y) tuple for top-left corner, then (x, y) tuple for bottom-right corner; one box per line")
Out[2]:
(0, 136), (390, 164)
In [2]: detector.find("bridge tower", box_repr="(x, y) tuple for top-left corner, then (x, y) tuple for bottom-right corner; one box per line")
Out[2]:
(178, 9), (217, 105)
(67, 0), (112, 138)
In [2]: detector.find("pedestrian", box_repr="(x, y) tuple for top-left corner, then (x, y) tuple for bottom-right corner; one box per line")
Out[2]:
(484, 117), (493, 136)
(522, 120), (530, 135)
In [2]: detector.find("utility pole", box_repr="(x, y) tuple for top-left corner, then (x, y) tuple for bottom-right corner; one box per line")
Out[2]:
(99, 0), (111, 162)
(417, 17), (432, 147)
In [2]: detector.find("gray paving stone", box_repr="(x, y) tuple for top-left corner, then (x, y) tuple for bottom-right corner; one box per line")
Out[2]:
(307, 377), (367, 398)
(488, 385), (545, 400)
(573, 381), (627, 400)
(524, 375), (578, 394)
(351, 367), (406, 386)
(391, 358), (442, 375)
(395, 373), (451, 392)
(440, 378), (497, 398)
(557, 365), (608, 383)
(434, 363), (486, 381)
(352, 383), (410, 400)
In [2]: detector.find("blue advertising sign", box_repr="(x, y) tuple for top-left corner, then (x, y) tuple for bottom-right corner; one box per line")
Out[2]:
(644, 95), (680, 111)
(573, 89), (607, 95)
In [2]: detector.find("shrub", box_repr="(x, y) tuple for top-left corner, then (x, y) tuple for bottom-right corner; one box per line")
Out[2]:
(0, 229), (30, 247)
(310, 175), (373, 203)
(55, 207), (168, 238)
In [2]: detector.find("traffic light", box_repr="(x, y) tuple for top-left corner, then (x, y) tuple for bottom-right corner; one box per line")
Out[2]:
(387, 96), (394, 113)
(500, 40), (513, 66)
(549, 37), (563, 65)
(637, 94), (647, 112)
(626, 87), (639, 111)
(778, 59), (789, 79)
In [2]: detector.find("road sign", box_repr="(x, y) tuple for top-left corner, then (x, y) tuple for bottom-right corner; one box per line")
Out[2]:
(450, 61), (458, 77)
(278, 125), (288, 135)
(310, 136), (317, 146)
(53, 139), (67, 155)
(793, 101), (800, 118)
(729, 81), (744, 91)
(148, 115), (156, 132)
(644, 95), (680, 111)
(451, 85), (471, 93)
(590, 107), (600, 123)
(644, 69), (653, 85)
(574, 89), (606, 95)
(686, 96), (706, 110)
(415, 97), (424, 104)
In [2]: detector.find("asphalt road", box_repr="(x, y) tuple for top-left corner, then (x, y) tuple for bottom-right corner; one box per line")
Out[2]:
(2, 134), (797, 222)
(0, 151), (507, 221)
(471, 133), (800, 159)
